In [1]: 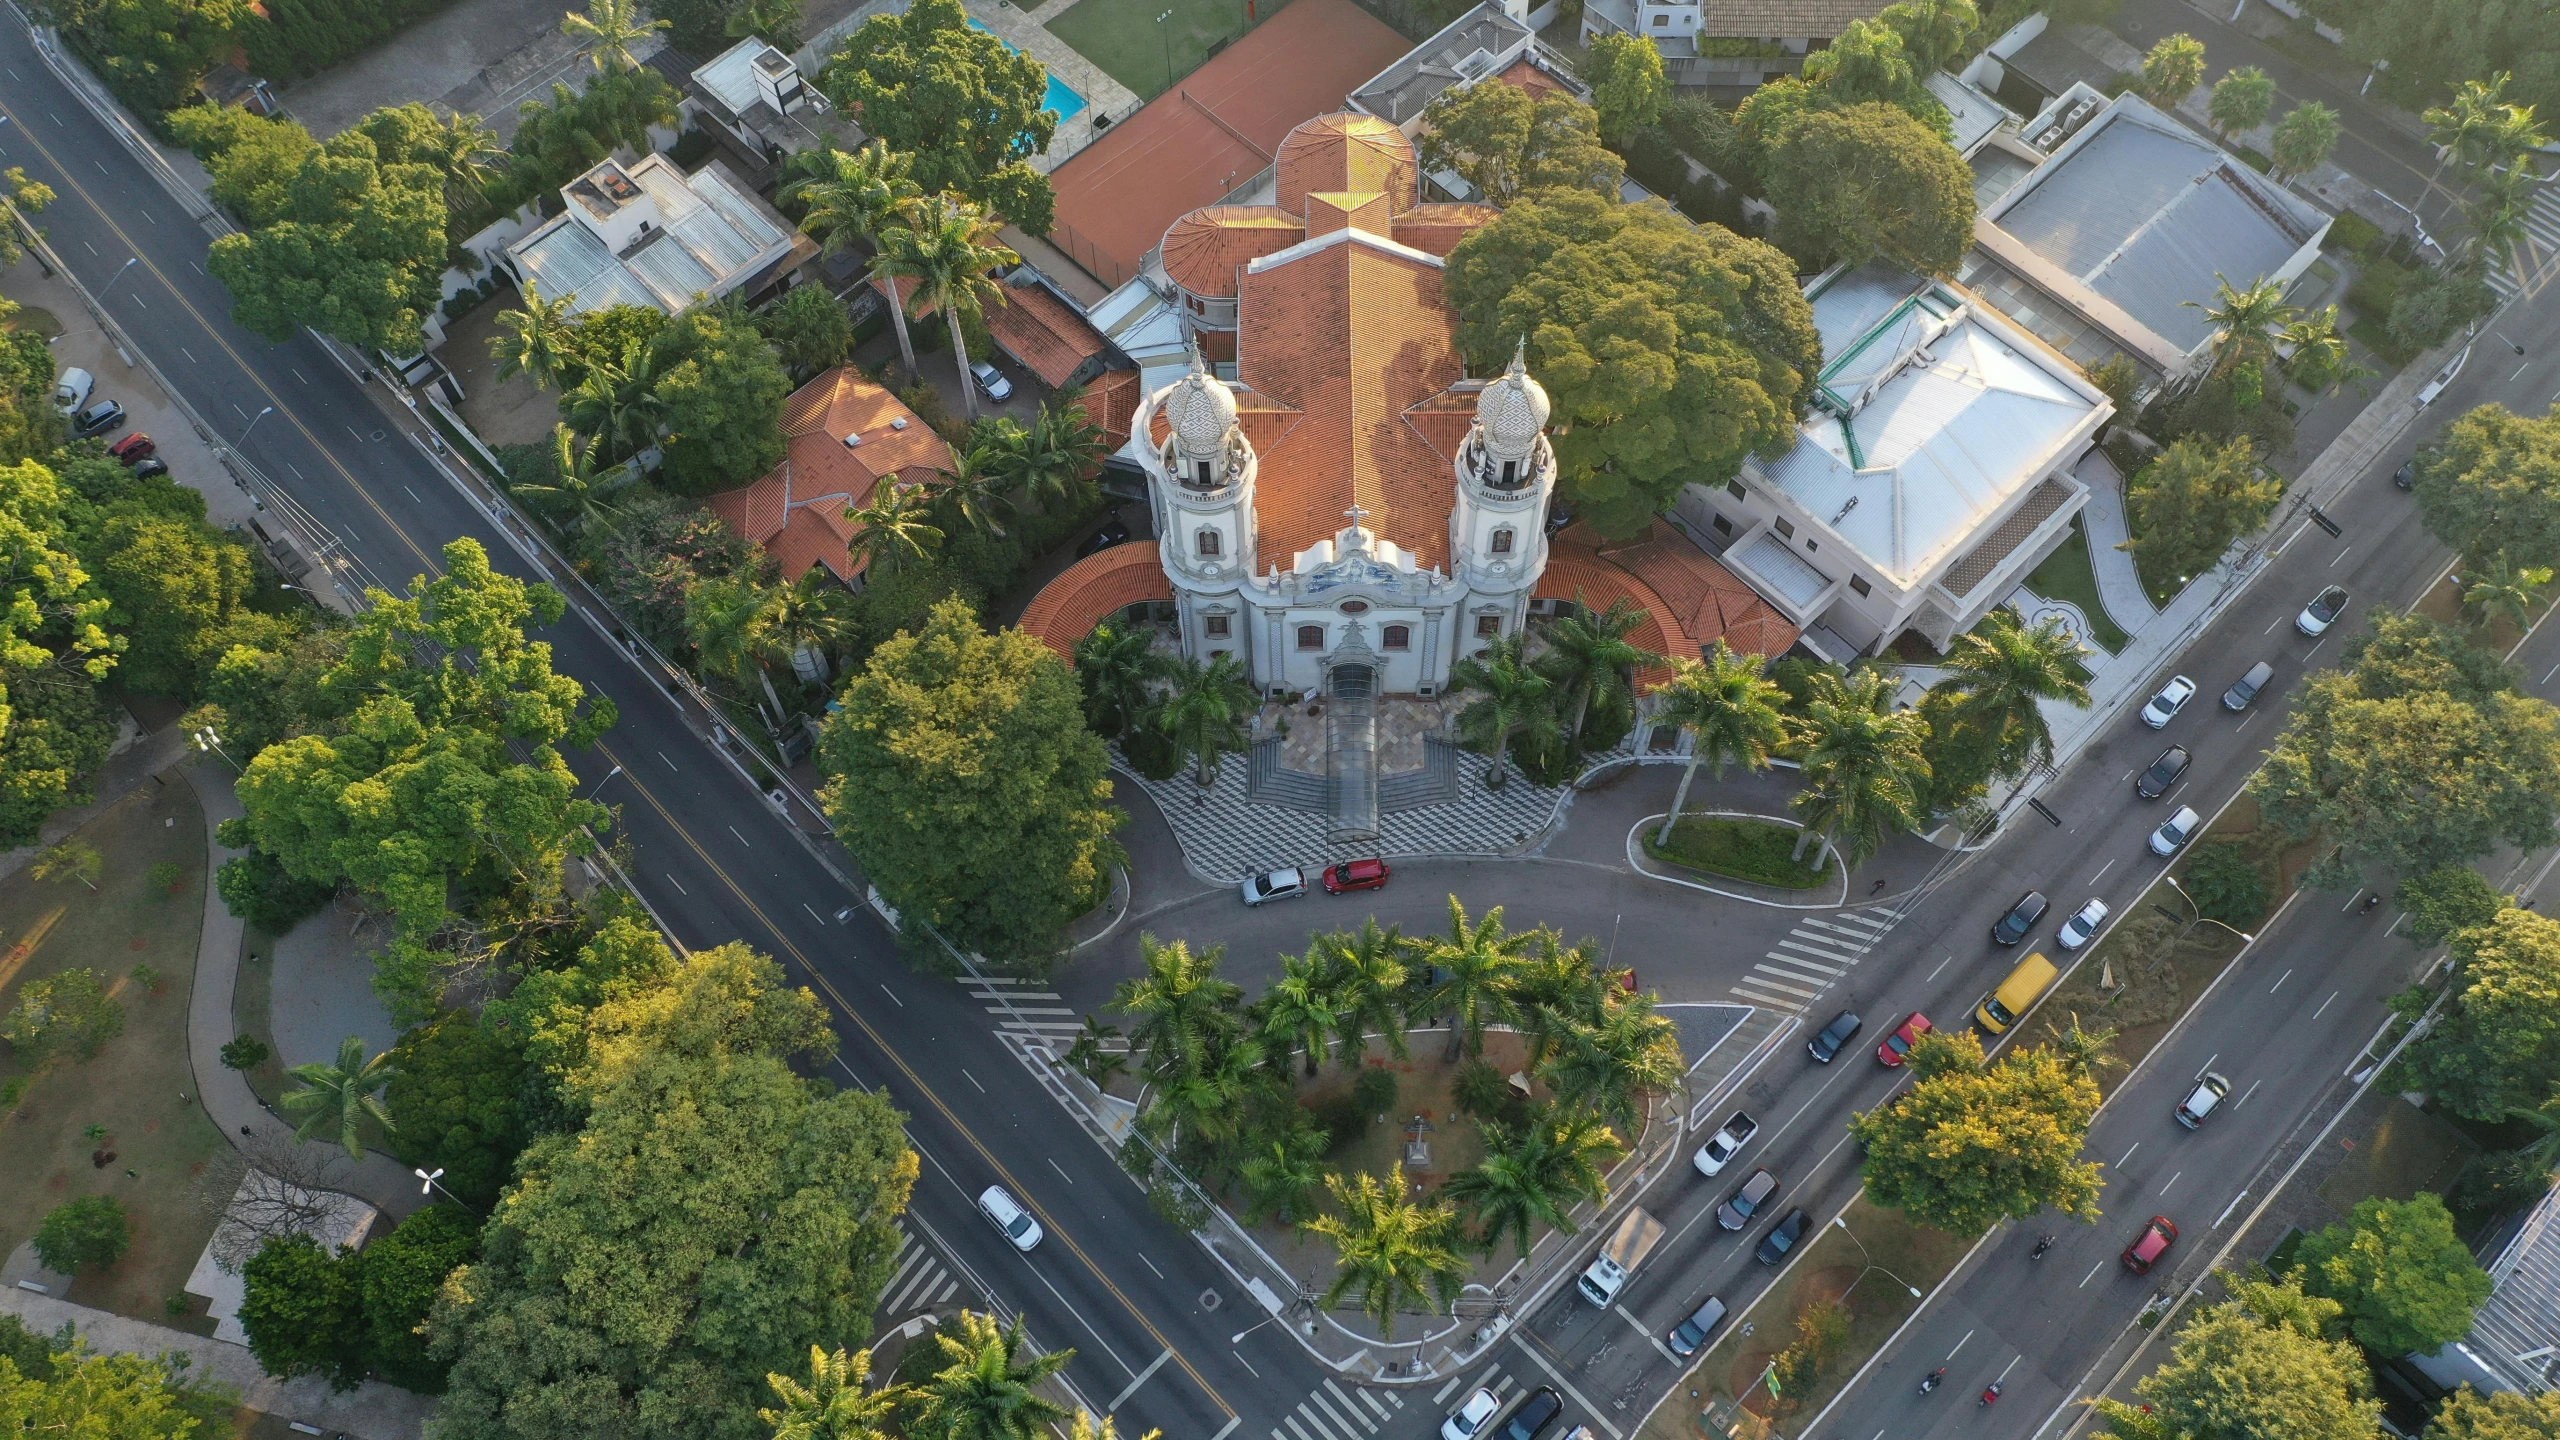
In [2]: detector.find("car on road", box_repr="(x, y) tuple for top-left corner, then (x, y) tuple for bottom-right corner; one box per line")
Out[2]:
(108, 432), (155, 465)
(1716, 1168), (1780, 1231)
(1991, 890), (2048, 946)
(2296, 585), (2350, 637)
(1322, 858), (1391, 894)
(1806, 1009), (1863, 1062)
(2141, 676), (2196, 728)
(2150, 805), (2203, 857)
(2395, 458), (2418, 490)
(2175, 1072), (2232, 1128)
(2056, 898), (2109, 950)
(71, 399), (125, 438)
(52, 367), (93, 415)
(1074, 514), (1131, 557)
(1443, 1389), (1501, 1440)
(2222, 661), (2275, 712)
(2136, 745), (2191, 801)
(969, 360), (1014, 402)
(1691, 1112), (1757, 1177)
(1666, 1295), (1728, 1357)
(1976, 952), (2059, 1035)
(977, 1185), (1042, 1251)
(1501, 1388), (1563, 1440)
(1877, 1012), (1931, 1066)
(1756, 1209), (1811, 1265)
(1240, 868), (1307, 906)
(2123, 1215), (2178, 1274)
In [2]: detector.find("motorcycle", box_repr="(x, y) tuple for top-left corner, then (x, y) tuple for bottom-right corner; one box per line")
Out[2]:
(2030, 1234), (2055, 1261)
(1920, 1369), (1946, 1395)
(2361, 893), (2384, 914)
(1981, 1382), (2003, 1409)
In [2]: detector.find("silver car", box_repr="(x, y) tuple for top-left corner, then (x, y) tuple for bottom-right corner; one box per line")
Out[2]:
(1241, 867), (1307, 906)
(2141, 676), (2196, 728)
(970, 360), (1014, 402)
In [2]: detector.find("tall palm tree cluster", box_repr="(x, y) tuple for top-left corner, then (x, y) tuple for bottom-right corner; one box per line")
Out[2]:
(1448, 596), (1664, 789)
(1072, 631), (1261, 788)
(2424, 75), (2554, 283)
(758, 1313), (1097, 1440)
(1098, 897), (1682, 1336)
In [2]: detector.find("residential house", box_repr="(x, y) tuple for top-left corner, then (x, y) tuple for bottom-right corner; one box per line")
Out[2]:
(706, 366), (955, 586)
(503, 153), (813, 319)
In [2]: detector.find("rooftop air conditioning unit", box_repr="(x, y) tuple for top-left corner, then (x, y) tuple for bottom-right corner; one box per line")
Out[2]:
(843, 432), (863, 447)
(891, 416), (910, 430)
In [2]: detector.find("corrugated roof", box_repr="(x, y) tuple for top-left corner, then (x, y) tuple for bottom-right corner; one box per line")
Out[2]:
(2470, 1172), (2560, 1392)
(507, 155), (794, 317)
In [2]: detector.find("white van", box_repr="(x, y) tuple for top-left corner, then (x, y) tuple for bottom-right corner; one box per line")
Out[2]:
(2150, 806), (2202, 857)
(52, 367), (94, 415)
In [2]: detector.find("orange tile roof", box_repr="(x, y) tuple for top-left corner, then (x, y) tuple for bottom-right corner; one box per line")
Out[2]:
(1017, 542), (1175, 658)
(1389, 203), (1502, 257)
(1160, 206), (1304, 297)
(1497, 57), (1571, 100)
(984, 282), (1108, 390)
(1534, 542), (1694, 693)
(1088, 367), (1142, 450)
(1600, 527), (1803, 660)
(1276, 113), (1417, 213)
(707, 367), (952, 584)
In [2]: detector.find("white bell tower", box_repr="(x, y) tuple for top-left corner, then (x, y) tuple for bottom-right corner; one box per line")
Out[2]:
(1147, 345), (1259, 663)
(1450, 341), (1556, 645)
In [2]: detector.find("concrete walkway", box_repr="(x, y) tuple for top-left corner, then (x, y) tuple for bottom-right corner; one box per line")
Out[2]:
(2074, 447), (2157, 632)
(0, 1288), (433, 1439)
(180, 761), (428, 1221)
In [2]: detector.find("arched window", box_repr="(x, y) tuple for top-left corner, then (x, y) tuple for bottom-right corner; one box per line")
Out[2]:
(1382, 625), (1411, 650)
(1500, 460), (1518, 485)
(1297, 624), (1324, 650)
(1196, 528), (1221, 557)
(1490, 527), (1515, 555)
(1195, 461), (1214, 486)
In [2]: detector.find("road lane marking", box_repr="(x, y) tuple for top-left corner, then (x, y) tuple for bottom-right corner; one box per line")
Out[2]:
(1996, 1355), (2021, 1382)
(1509, 1335), (1622, 1440)
(2215, 1190), (2249, 1227)
(2160, 1170), (2182, 1196)
(1945, 1328), (1974, 1361)
(2331, 545), (2354, 566)
(660, 750), (678, 768)
(1748, 968), (1821, 995)
(2080, 1261), (2104, 1288)
(2235, 1078), (2263, 1108)
(1139, 1253), (1164, 1279)
(1617, 1303), (1679, 1363)
(1926, 955), (1952, 981)
(663, 873), (685, 894)
(1107, 1349), (1171, 1411)
(879, 985), (903, 1008)
(2341, 889), (2371, 912)
(2089, 858), (2116, 885)
(1228, 1352), (1257, 1379)
(728, 824), (750, 846)
(805, 904), (826, 923)
(2117, 1141), (2139, 1167)
(2314, 990), (2339, 1019)
(1307, 1387), (1360, 1437)
(2265, 615), (2286, 633)
(962, 1069), (985, 1093)
(2269, 968), (2293, 993)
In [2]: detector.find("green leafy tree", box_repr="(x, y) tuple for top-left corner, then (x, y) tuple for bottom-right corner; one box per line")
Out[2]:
(2295, 1194), (2492, 1356)
(1586, 33), (1669, 144)
(1764, 101), (1977, 275)
(820, 0), (1058, 235)
(1449, 632), (1562, 790)
(648, 303), (793, 495)
(561, 339), (668, 465)
(489, 281), (579, 392)
(755, 284), (855, 377)
(2183, 840), (2271, 927)
(1877, 0), (1979, 75)
(204, 119), (450, 353)
(2209, 66), (2276, 137)
(1415, 86), (1625, 206)
(726, 0), (802, 51)
(1801, 18), (1942, 126)
(281, 1035), (396, 1159)
(2121, 435), (2282, 591)
(2139, 33), (2208, 106)
(1071, 621), (1165, 740)
(0, 1333), (235, 1434)
(782, 141), (923, 377)
(2397, 865), (2509, 945)
(1237, 1117), (1330, 1227)
(239, 1233), (365, 1390)
(1317, 918), (1416, 1064)
(2094, 1276), (2380, 1440)
(1930, 606), (2092, 778)
(513, 426), (636, 536)
(1148, 650), (1257, 789)
(358, 1204), (480, 1391)
(1444, 188), (1820, 536)
(2271, 102), (2343, 178)
(31, 840), (103, 891)
(429, 944), (915, 1440)
(2418, 403), (2560, 571)
(215, 849), (336, 935)
(1306, 1167), (1470, 1339)
(762, 1344), (905, 1440)
(818, 598), (1123, 965)
(2389, 264), (2497, 355)
(2426, 1386), (2560, 1440)
(221, 1035), (272, 1072)
(2425, 77), (2535, 183)
(386, 1010), (528, 1209)
(907, 1311), (1068, 1440)
(1852, 1031), (2103, 1232)
(1788, 666), (1932, 872)
(2189, 275), (2295, 377)
(845, 483), (949, 581)
(91, 513), (255, 696)
(1, 967), (124, 1069)
(1652, 642), (1787, 846)
(1444, 1106), (1621, 1258)
(35, 0), (256, 116)
(32, 1195), (130, 1275)
(2407, 908), (2560, 1119)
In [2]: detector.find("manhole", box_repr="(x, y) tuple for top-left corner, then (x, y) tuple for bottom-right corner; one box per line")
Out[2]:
(371, 429), (387, 442)
(1199, 1290), (1221, 1311)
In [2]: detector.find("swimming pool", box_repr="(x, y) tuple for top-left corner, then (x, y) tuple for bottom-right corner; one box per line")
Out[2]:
(967, 18), (1089, 122)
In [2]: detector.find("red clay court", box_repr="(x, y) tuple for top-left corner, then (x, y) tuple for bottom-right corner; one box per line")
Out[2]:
(1045, 0), (1413, 289)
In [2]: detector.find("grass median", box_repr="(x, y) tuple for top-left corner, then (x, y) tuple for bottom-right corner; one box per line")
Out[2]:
(1642, 816), (1829, 890)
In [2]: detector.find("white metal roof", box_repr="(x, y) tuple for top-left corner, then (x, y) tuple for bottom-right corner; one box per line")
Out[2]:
(509, 154), (793, 317)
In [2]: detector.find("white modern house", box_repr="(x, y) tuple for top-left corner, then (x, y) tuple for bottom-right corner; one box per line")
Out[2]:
(504, 153), (805, 318)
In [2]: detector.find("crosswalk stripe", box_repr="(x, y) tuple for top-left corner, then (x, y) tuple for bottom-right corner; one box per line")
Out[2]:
(1796, 919), (1875, 946)
(1281, 1413), (1324, 1440)
(1324, 1382), (1377, 1431)
(1748, 969), (1821, 996)
(1773, 942), (1851, 970)
(996, 1006), (1079, 1016)
(1754, 960), (1832, 986)
(1309, 1388), (1363, 1436)
(1832, 912), (1889, 930)
(1295, 1403), (1347, 1440)
(1731, 986), (1803, 1010)
(1357, 1387), (1394, 1419)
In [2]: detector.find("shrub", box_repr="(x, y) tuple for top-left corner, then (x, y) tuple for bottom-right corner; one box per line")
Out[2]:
(2328, 210), (2386, 261)
(2181, 840), (2269, 927)
(1306, 1093), (1366, 1150)
(147, 861), (184, 892)
(33, 1196), (130, 1274)
(216, 848), (335, 934)
(220, 1034), (272, 1071)
(1, 968), (124, 1068)
(1352, 1066), (1400, 1116)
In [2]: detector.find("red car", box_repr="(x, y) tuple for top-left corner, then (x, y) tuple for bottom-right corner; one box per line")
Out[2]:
(108, 432), (156, 465)
(1322, 858), (1392, 894)
(2122, 1216), (2178, 1274)
(1877, 1012), (1932, 1066)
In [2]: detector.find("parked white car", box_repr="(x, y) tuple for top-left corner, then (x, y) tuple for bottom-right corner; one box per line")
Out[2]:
(2140, 676), (2196, 729)
(52, 367), (93, 416)
(970, 360), (1014, 402)
(2055, 898), (2109, 950)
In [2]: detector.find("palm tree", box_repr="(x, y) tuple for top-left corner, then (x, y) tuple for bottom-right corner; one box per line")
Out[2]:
(1113, 935), (1242, 1080)
(280, 1035), (396, 1159)
(2269, 102), (2342, 181)
(2466, 551), (2555, 631)
(1537, 993), (1682, 1131)
(762, 1345), (904, 1440)
(2184, 273), (2294, 377)
(1256, 947), (1344, 1077)
(845, 483), (946, 579)
(1063, 1016), (1128, 1089)
(1417, 896), (1530, 1062)
(933, 435), (1019, 539)
(489, 280), (577, 391)
(2466, 162), (2540, 277)
(1508, 935), (1615, 1066)
(1149, 651), (1257, 789)
(2207, 66), (2274, 140)
(562, 337), (667, 461)
(1238, 1121), (1329, 1225)
(2279, 305), (2360, 396)
(756, 566), (858, 685)
(1445, 1106), (1623, 1259)
(1305, 1167), (1470, 1339)
(560, 0), (666, 72)
(908, 1312), (1071, 1440)
(884, 192), (1019, 423)
(2049, 1013), (2123, 1083)
(685, 575), (772, 696)
(1143, 1033), (1267, 1145)
(1929, 606), (2091, 778)
(1314, 917), (1414, 1063)
(1013, 398), (1109, 512)
(1536, 594), (1662, 750)
(513, 424), (636, 535)
(2427, 76), (2525, 183)
(425, 109), (508, 215)
(724, 0), (802, 49)
(1651, 641), (1787, 847)
(784, 142), (924, 376)
(1788, 667), (1932, 873)
(1448, 632), (1562, 790)
(2503, 1091), (2560, 1173)
(1072, 621), (1166, 739)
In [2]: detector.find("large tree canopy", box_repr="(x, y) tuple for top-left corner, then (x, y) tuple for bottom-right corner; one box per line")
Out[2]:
(2302, 0), (2560, 117)
(2417, 403), (2560, 570)
(1444, 188), (1820, 536)
(2406, 906), (2560, 1120)
(647, 303), (792, 495)
(204, 112), (450, 353)
(1762, 101), (1976, 276)
(2296, 1194), (2492, 1356)
(1850, 1031), (2103, 1233)
(2098, 1276), (2382, 1440)
(1416, 85), (1626, 207)
(820, 0), (1057, 234)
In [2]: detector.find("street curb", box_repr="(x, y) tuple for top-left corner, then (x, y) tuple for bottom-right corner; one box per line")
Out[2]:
(1622, 813), (1853, 910)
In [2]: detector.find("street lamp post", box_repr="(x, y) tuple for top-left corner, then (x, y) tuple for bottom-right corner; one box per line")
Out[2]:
(1156, 9), (1174, 90)
(413, 1166), (480, 1212)
(1831, 1215), (1924, 1300)
(241, 405), (277, 443)
(97, 256), (138, 302)
(189, 726), (238, 770)
(2162, 875), (2258, 946)
(583, 764), (624, 799)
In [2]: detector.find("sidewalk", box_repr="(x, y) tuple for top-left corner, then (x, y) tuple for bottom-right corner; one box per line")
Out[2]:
(2074, 448), (2158, 633)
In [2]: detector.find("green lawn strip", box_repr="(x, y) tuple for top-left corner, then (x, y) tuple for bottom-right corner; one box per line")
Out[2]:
(230, 932), (290, 1109)
(2022, 520), (2132, 653)
(0, 779), (225, 1332)
(1044, 0), (1277, 100)
(1642, 816), (1828, 890)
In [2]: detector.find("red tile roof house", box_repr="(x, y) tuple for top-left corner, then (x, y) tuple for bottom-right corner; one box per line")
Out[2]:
(707, 367), (955, 586)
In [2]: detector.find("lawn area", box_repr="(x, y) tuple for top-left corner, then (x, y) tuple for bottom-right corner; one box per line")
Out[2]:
(2022, 519), (2132, 653)
(0, 777), (226, 1333)
(2314, 1097), (2473, 1215)
(1643, 815), (1829, 890)
(1046, 0), (1286, 100)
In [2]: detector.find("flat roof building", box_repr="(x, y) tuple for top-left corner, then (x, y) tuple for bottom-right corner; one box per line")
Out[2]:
(505, 153), (806, 318)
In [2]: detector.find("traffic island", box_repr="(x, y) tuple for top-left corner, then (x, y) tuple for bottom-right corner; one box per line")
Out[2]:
(1641, 816), (1832, 891)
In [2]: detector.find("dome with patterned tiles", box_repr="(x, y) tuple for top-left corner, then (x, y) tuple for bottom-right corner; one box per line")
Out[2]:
(1165, 345), (1238, 454)
(1476, 340), (1551, 458)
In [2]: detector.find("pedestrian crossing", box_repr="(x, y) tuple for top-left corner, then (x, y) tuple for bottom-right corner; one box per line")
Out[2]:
(876, 1223), (964, 1318)
(2486, 180), (2560, 300)
(1266, 1371), (1422, 1440)
(959, 973), (1091, 1044)
(1725, 908), (1898, 1012)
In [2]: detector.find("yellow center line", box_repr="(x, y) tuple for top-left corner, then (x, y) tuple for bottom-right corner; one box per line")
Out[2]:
(594, 741), (1237, 1420)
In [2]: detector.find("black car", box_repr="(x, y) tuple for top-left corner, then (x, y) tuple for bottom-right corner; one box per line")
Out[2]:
(131, 457), (170, 480)
(1806, 1009), (1862, 1062)
(72, 399), (126, 437)
(1756, 1208), (1812, 1265)
(1991, 890), (2048, 946)
(2136, 745), (2192, 801)
(2394, 459), (2417, 490)
(1075, 514), (1132, 558)
(1502, 1389), (1564, 1440)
